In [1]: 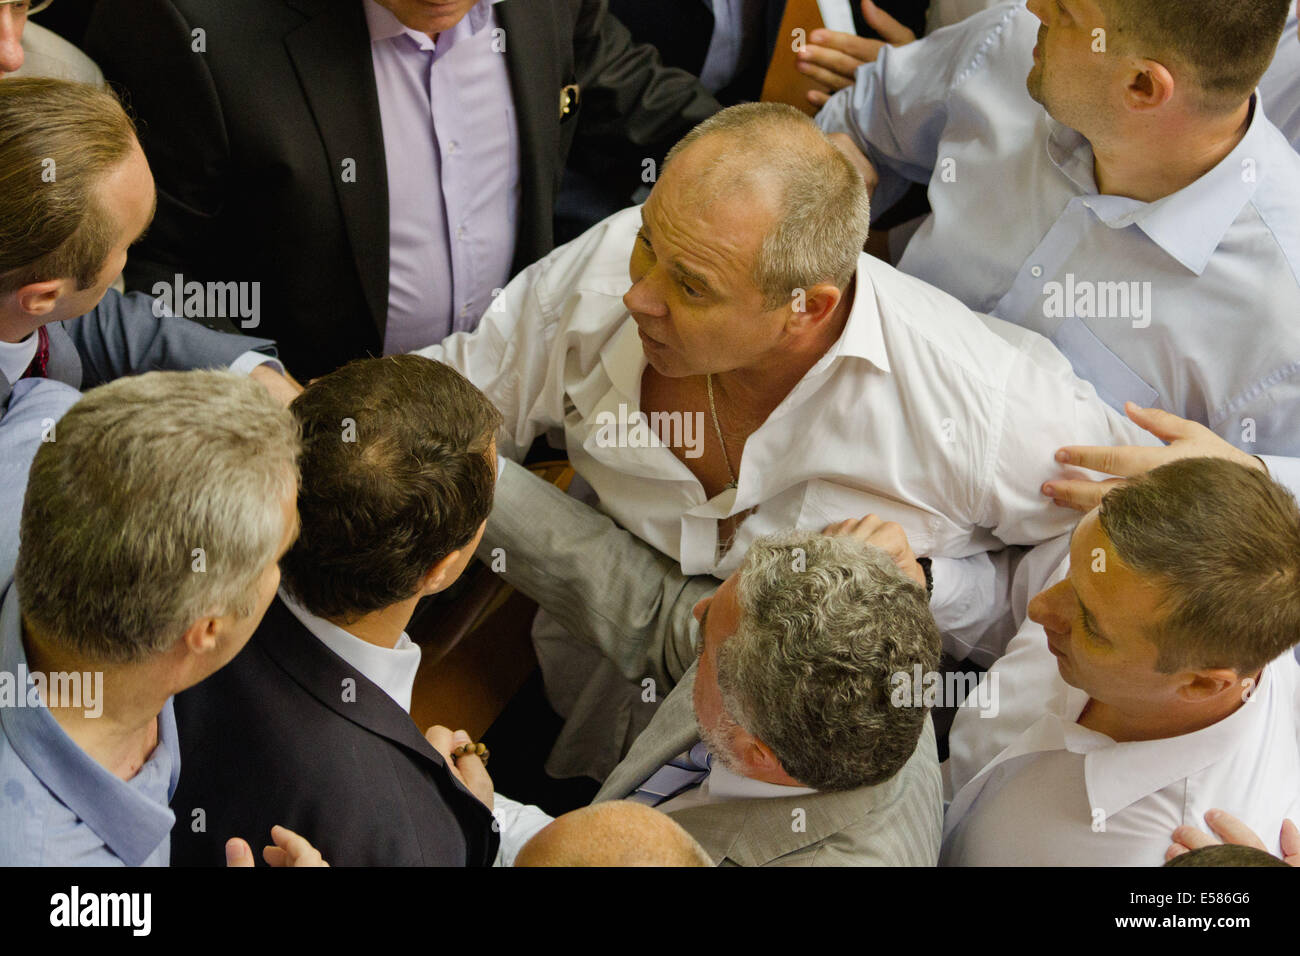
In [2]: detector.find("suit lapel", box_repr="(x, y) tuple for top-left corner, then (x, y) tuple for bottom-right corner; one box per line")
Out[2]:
(497, 0), (557, 273)
(254, 597), (444, 766)
(42, 322), (83, 391)
(283, 0), (390, 340)
(595, 665), (702, 802)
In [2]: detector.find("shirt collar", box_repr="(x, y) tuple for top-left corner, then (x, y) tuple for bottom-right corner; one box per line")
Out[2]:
(704, 758), (816, 801)
(1045, 96), (1269, 276)
(1048, 660), (1284, 819)
(0, 584), (177, 866)
(823, 256), (891, 374)
(364, 0), (503, 46)
(278, 588), (421, 713)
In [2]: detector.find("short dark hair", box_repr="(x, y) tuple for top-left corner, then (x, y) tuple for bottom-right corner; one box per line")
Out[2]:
(1103, 0), (1292, 113)
(1098, 458), (1300, 675)
(280, 355), (502, 621)
(0, 78), (138, 294)
(1164, 843), (1290, 867)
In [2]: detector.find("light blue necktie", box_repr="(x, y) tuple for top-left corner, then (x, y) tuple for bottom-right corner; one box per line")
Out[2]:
(629, 741), (713, 806)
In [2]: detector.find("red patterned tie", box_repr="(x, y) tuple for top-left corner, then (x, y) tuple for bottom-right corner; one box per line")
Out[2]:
(20, 326), (50, 379)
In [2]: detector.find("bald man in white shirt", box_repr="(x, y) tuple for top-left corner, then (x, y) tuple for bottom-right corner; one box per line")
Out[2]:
(418, 102), (1157, 782)
(942, 458), (1300, 866)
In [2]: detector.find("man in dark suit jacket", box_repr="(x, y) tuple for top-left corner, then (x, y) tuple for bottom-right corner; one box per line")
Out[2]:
(85, 0), (722, 380)
(171, 354), (509, 866)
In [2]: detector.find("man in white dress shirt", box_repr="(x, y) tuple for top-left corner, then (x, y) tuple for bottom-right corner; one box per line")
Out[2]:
(942, 458), (1300, 866)
(815, 0), (1300, 657)
(418, 102), (1154, 781)
(1260, 3), (1300, 150)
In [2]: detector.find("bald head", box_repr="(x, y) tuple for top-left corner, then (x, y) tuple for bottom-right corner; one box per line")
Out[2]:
(657, 103), (871, 310)
(514, 802), (714, 867)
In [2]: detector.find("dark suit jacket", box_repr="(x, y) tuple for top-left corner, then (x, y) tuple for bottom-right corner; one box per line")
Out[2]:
(609, 0), (929, 105)
(85, 0), (721, 379)
(170, 597), (499, 867)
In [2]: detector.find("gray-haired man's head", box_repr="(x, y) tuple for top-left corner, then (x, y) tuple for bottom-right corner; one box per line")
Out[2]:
(691, 530), (941, 792)
(16, 369), (300, 680)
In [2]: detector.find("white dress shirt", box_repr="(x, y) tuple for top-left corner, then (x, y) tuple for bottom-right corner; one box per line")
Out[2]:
(817, 3), (1300, 497)
(942, 624), (1300, 866)
(658, 757), (815, 814)
(416, 204), (1153, 636)
(1261, 11), (1300, 152)
(279, 590), (422, 712)
(278, 589), (552, 864)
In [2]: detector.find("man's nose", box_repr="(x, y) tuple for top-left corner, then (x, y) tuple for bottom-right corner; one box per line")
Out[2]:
(0, 15), (25, 76)
(1024, 0), (1048, 24)
(1028, 579), (1071, 632)
(624, 272), (667, 318)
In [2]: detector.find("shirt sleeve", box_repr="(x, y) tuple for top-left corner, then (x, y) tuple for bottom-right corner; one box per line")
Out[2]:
(813, 6), (1001, 218)
(490, 793), (554, 867)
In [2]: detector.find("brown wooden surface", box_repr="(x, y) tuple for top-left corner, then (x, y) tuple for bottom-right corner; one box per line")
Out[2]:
(760, 0), (827, 116)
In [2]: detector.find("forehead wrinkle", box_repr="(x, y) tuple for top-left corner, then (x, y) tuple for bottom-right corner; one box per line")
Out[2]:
(644, 178), (758, 294)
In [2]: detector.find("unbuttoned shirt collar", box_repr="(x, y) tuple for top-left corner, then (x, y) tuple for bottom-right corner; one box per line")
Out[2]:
(364, 0), (503, 52)
(1003, 661), (1278, 821)
(704, 759), (816, 802)
(1044, 94), (1266, 277)
(0, 584), (178, 866)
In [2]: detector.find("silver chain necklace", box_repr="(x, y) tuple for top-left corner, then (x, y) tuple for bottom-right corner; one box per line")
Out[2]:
(706, 373), (739, 491)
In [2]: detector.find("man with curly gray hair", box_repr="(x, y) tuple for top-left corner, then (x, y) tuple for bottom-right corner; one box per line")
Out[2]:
(482, 460), (945, 866)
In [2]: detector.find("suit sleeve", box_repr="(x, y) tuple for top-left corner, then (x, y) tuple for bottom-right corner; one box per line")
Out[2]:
(478, 458), (710, 692)
(63, 289), (276, 390)
(85, 0), (231, 293)
(565, 0), (722, 183)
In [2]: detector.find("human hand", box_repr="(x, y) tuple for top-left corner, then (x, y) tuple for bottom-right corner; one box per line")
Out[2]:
(799, 0), (916, 108)
(225, 825), (329, 867)
(1042, 403), (1266, 512)
(826, 132), (879, 199)
(822, 514), (925, 588)
(249, 363), (305, 407)
(1166, 809), (1300, 866)
(426, 725), (495, 812)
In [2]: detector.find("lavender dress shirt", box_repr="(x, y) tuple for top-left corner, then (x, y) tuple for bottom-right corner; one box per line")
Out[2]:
(364, 0), (521, 353)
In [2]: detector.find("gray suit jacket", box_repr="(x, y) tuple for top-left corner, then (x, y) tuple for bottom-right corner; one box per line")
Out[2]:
(1, 288), (276, 406)
(481, 459), (944, 866)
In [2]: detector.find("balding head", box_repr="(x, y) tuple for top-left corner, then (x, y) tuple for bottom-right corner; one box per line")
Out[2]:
(659, 103), (871, 310)
(514, 802), (714, 867)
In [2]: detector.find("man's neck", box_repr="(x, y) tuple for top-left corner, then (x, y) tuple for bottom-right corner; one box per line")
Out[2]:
(325, 594), (419, 650)
(1090, 100), (1252, 203)
(0, 311), (41, 345)
(1078, 673), (1259, 743)
(22, 624), (170, 782)
(712, 279), (855, 424)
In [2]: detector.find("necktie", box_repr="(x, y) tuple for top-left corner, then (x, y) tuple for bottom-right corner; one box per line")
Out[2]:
(20, 326), (50, 380)
(629, 741), (713, 807)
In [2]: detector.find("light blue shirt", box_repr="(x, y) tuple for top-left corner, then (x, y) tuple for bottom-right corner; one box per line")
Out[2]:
(0, 379), (82, 587)
(1260, 11), (1300, 152)
(364, 0), (520, 353)
(817, 3), (1300, 494)
(699, 0), (754, 94)
(0, 585), (179, 866)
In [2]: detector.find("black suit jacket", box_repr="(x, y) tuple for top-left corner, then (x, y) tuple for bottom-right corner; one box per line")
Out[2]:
(170, 597), (499, 867)
(85, 0), (721, 379)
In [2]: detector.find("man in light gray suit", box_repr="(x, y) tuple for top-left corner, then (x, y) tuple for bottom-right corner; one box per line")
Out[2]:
(482, 459), (944, 866)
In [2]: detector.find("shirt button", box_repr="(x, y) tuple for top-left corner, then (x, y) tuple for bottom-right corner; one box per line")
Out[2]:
(456, 226), (466, 241)
(1031, 265), (1043, 278)
(447, 141), (458, 154)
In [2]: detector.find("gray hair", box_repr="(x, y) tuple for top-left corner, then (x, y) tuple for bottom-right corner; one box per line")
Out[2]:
(16, 369), (300, 664)
(662, 103), (872, 310)
(716, 530), (940, 791)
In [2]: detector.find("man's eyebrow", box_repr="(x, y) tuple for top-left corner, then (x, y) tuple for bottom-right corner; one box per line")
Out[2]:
(638, 217), (718, 293)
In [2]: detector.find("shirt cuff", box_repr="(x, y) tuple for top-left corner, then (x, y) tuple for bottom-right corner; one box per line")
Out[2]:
(490, 792), (555, 867)
(228, 350), (283, 377)
(1259, 454), (1300, 499)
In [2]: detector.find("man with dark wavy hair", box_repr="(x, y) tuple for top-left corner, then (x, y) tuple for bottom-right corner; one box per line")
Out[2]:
(170, 354), (534, 866)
